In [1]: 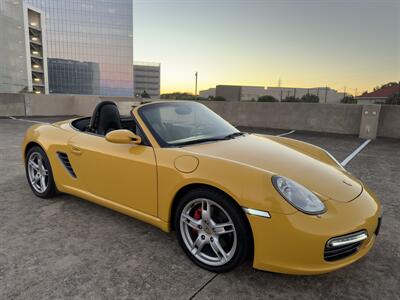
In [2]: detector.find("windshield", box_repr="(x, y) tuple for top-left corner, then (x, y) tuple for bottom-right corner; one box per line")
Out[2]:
(138, 102), (239, 147)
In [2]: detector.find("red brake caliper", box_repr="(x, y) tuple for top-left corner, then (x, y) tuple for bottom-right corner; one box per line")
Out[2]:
(192, 207), (202, 235)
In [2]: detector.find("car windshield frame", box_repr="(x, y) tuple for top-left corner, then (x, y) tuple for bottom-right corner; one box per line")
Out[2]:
(138, 101), (241, 147)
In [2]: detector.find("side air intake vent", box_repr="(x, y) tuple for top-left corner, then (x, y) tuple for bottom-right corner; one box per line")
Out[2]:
(57, 152), (77, 178)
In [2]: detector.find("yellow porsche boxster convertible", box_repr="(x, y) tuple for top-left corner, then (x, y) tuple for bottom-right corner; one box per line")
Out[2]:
(23, 101), (381, 274)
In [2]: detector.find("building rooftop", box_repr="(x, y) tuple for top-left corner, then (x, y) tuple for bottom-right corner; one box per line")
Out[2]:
(1, 116), (399, 299)
(134, 61), (161, 67)
(357, 83), (399, 99)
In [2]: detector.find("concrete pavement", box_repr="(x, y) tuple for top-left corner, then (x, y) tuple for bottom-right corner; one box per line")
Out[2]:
(1, 118), (399, 299)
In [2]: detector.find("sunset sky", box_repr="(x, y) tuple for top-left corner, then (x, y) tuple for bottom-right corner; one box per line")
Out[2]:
(133, 0), (400, 95)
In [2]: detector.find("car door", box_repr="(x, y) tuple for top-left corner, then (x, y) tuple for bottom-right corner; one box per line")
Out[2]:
(67, 131), (158, 216)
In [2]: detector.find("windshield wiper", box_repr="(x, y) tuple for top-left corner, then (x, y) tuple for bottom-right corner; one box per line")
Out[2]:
(223, 132), (247, 139)
(173, 137), (230, 147)
(173, 132), (246, 147)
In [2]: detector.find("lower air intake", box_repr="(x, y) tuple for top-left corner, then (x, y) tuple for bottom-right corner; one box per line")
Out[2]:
(324, 230), (368, 262)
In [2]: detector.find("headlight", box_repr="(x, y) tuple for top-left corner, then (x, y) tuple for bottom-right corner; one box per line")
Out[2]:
(272, 176), (326, 215)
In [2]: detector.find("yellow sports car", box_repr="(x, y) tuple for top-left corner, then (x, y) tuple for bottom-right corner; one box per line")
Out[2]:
(23, 101), (381, 274)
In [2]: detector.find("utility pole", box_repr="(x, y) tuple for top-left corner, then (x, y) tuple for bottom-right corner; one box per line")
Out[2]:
(343, 86), (347, 98)
(324, 86), (328, 104)
(194, 72), (198, 96)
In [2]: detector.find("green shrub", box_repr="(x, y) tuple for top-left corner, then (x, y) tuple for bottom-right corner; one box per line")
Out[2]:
(258, 95), (278, 102)
(301, 94), (319, 103)
(160, 92), (199, 100)
(282, 96), (301, 102)
(341, 96), (356, 104)
(213, 96), (226, 101)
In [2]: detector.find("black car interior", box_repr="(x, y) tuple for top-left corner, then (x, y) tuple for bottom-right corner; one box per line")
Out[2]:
(88, 101), (122, 135)
(71, 101), (146, 142)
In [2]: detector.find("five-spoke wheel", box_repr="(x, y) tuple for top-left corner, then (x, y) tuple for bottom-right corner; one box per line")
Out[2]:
(27, 151), (49, 193)
(25, 146), (57, 198)
(180, 198), (237, 266)
(175, 188), (251, 272)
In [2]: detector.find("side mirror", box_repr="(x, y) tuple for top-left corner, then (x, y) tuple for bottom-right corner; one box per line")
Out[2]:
(105, 129), (142, 145)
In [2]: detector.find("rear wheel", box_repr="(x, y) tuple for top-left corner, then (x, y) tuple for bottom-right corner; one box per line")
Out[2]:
(174, 188), (251, 272)
(25, 146), (57, 198)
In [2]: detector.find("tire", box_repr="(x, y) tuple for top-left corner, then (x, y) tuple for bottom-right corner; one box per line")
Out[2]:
(25, 146), (57, 198)
(174, 187), (251, 272)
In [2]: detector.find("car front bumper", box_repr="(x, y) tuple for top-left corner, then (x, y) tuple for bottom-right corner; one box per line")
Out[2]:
(248, 187), (381, 275)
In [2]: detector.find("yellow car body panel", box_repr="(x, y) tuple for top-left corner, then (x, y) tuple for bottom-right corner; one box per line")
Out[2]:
(249, 187), (380, 274)
(22, 102), (381, 275)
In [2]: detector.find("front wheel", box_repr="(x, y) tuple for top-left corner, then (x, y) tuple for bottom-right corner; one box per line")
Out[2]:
(174, 188), (251, 272)
(25, 146), (57, 198)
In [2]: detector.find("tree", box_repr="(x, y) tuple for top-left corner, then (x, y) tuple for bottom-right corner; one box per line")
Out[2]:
(301, 94), (319, 103)
(213, 96), (226, 101)
(282, 96), (301, 102)
(386, 93), (400, 105)
(160, 92), (205, 100)
(258, 95), (278, 102)
(341, 95), (356, 104)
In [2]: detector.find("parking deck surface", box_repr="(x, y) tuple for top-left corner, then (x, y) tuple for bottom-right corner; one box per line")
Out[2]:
(1, 118), (399, 299)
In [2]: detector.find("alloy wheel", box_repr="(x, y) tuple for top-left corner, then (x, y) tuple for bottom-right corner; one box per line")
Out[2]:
(27, 152), (49, 193)
(179, 198), (237, 266)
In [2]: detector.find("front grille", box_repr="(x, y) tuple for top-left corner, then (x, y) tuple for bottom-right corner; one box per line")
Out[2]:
(324, 241), (362, 261)
(324, 231), (367, 262)
(57, 152), (76, 178)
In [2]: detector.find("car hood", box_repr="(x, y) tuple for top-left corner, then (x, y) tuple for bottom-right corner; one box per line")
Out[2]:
(184, 134), (362, 203)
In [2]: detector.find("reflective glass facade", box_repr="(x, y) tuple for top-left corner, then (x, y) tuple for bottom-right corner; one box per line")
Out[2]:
(0, 1), (28, 93)
(24, 0), (133, 96)
(48, 58), (100, 95)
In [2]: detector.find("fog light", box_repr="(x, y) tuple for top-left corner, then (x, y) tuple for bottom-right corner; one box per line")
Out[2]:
(327, 230), (368, 248)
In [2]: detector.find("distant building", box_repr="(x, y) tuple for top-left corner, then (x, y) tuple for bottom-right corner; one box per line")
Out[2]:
(265, 87), (343, 104)
(199, 88), (216, 99)
(215, 85), (242, 101)
(214, 85), (267, 101)
(0, 0), (133, 96)
(202, 86), (266, 101)
(356, 83), (399, 104)
(134, 62), (161, 98)
(240, 86), (267, 101)
(48, 59), (100, 95)
(202, 85), (342, 103)
(24, 5), (49, 94)
(0, 2), (48, 94)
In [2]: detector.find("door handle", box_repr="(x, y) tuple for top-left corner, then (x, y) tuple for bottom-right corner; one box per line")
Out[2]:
(70, 145), (82, 155)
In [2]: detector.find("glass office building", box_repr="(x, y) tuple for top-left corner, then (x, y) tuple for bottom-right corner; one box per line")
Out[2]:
(48, 58), (100, 95)
(24, 0), (133, 96)
(134, 62), (161, 98)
